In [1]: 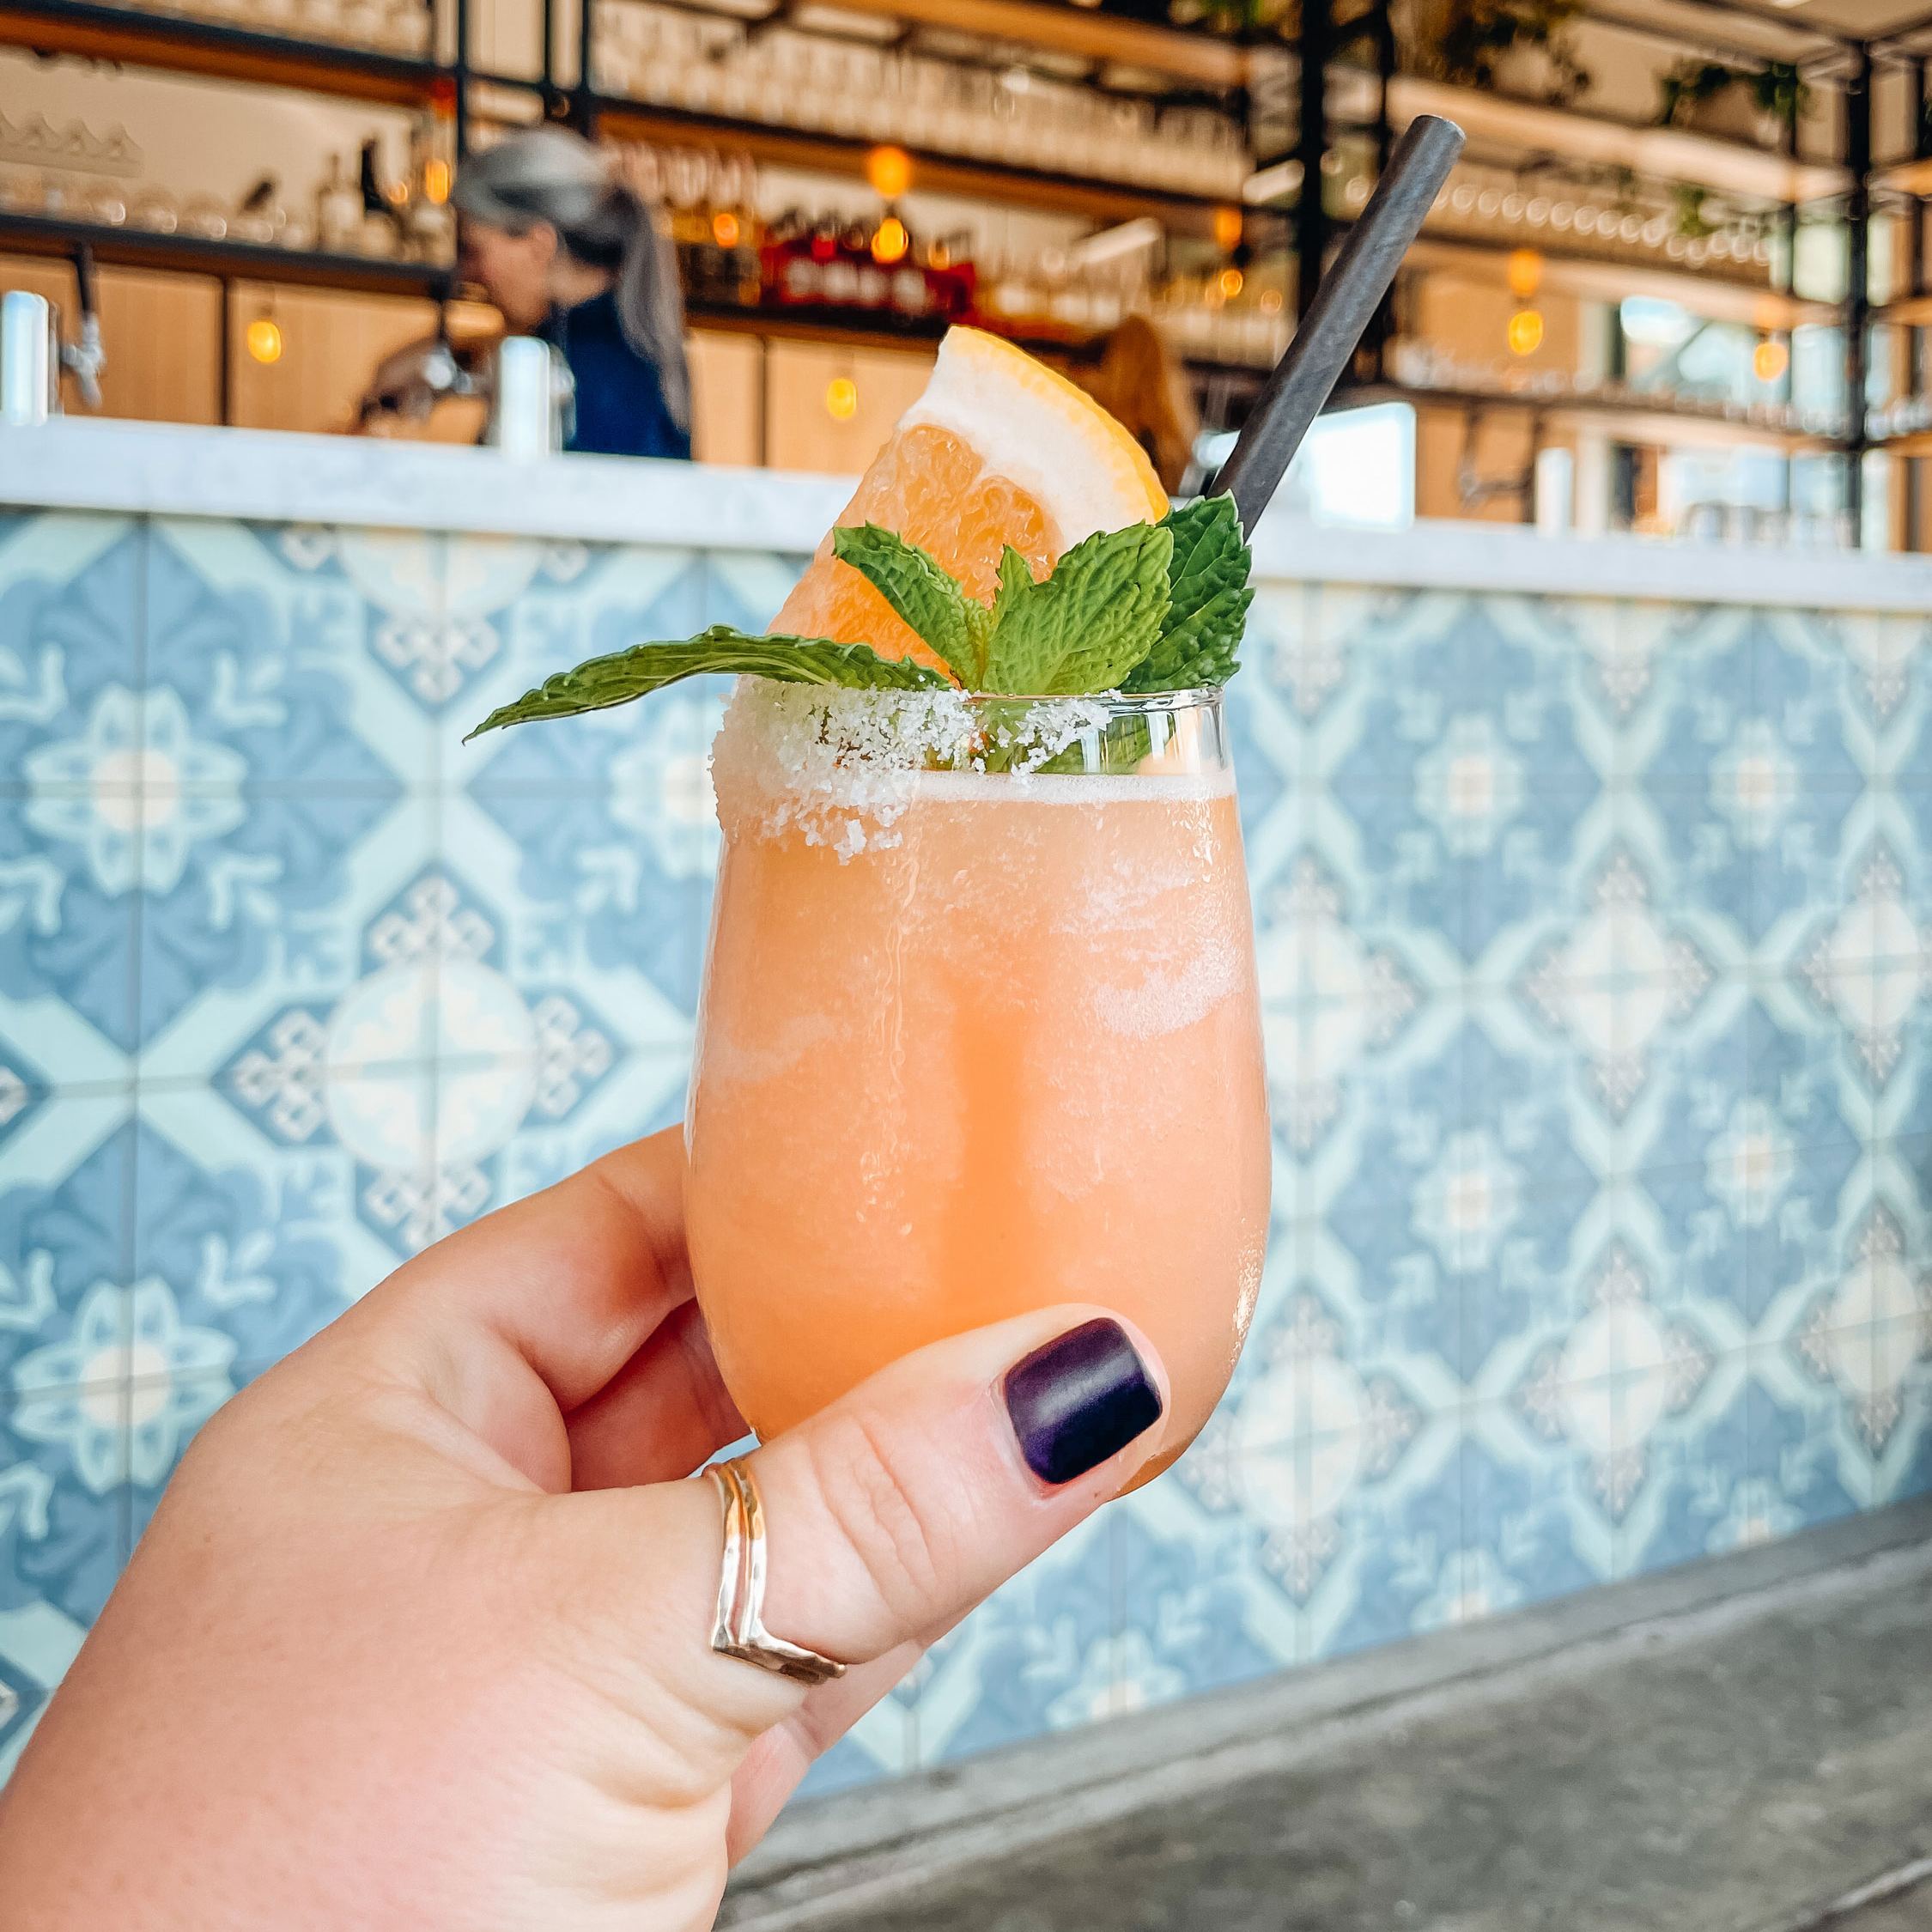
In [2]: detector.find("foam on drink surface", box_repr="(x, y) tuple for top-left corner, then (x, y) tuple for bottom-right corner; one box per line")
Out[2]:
(710, 678), (1234, 859)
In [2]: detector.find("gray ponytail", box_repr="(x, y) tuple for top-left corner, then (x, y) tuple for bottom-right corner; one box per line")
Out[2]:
(453, 127), (691, 435)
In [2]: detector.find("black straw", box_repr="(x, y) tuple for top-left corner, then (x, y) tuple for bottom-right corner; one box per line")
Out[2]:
(1210, 113), (1466, 533)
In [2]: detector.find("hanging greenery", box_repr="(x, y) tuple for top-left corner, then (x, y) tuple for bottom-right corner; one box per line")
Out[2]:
(1440, 0), (1591, 106)
(1658, 57), (1810, 134)
(1671, 182), (1716, 239)
(1753, 61), (1811, 131)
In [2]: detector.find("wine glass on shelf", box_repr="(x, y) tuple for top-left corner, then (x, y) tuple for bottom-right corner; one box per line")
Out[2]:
(181, 195), (228, 239)
(83, 180), (131, 228)
(127, 185), (179, 232)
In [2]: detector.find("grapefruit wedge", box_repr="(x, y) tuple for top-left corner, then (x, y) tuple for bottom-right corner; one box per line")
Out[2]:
(773, 326), (1169, 676)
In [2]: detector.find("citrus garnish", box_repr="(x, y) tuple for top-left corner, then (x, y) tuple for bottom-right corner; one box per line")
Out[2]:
(773, 326), (1169, 676)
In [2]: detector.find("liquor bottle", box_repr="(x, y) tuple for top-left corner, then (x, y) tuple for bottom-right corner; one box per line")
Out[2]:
(316, 154), (362, 253)
(358, 137), (405, 255)
(404, 109), (456, 259)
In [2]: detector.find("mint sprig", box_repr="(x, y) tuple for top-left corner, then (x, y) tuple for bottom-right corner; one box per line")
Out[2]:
(464, 495), (1251, 740)
(1127, 495), (1252, 692)
(832, 525), (987, 687)
(464, 625), (942, 740)
(982, 522), (1172, 696)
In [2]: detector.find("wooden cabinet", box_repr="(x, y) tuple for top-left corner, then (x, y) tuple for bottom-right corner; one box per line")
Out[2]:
(225, 282), (485, 440)
(762, 338), (933, 475)
(2, 255), (221, 423)
(688, 328), (763, 468)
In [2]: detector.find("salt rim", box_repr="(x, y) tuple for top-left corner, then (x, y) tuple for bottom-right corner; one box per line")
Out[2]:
(708, 680), (1218, 860)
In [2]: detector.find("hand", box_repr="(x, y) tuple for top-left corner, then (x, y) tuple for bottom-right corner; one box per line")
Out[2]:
(0, 1128), (1169, 1930)
(355, 333), (488, 428)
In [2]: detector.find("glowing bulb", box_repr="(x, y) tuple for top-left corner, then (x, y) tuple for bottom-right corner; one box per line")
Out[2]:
(866, 145), (913, 200)
(871, 215), (909, 265)
(825, 375), (859, 420)
(1507, 307), (1544, 356)
(1753, 336), (1789, 382)
(1217, 264), (1244, 300)
(712, 210), (741, 247)
(423, 156), (452, 205)
(927, 240), (951, 270)
(1506, 247), (1542, 301)
(1212, 204), (1243, 252)
(245, 316), (283, 364)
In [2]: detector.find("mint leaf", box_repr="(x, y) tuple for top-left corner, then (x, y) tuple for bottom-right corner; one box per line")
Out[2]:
(465, 624), (942, 740)
(1122, 495), (1251, 691)
(831, 525), (981, 684)
(980, 523), (1173, 696)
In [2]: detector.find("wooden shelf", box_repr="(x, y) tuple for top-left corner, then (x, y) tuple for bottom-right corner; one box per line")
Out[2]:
(0, 211), (450, 295)
(678, 301), (1272, 383)
(0, 219), (1269, 386)
(592, 95), (1249, 232)
(1406, 238), (1837, 331)
(1874, 156), (1932, 197)
(685, 299), (1075, 358)
(0, 0), (443, 104)
(1875, 292), (1932, 327)
(1365, 378), (1832, 452)
(1387, 75), (1850, 209)
(701, 0), (1249, 91)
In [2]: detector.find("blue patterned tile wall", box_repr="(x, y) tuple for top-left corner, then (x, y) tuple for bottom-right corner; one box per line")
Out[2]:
(2, 511), (1929, 1789)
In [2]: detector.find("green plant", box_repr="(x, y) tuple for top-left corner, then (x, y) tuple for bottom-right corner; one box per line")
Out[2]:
(1658, 58), (1807, 134)
(1753, 60), (1811, 129)
(1171, 0), (1293, 31)
(1657, 58), (1744, 129)
(1671, 182), (1716, 239)
(1440, 0), (1590, 106)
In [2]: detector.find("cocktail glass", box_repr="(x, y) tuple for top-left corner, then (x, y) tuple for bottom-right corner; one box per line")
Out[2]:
(686, 678), (1271, 1485)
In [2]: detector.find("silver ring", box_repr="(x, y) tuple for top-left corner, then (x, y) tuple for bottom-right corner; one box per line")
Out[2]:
(707, 1457), (848, 1687)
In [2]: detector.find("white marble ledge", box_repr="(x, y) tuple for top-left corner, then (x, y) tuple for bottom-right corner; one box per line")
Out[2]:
(7, 416), (1932, 613)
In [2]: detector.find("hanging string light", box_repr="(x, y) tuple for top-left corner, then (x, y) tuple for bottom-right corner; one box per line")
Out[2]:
(865, 146), (912, 200)
(1507, 307), (1545, 356)
(245, 302), (283, 365)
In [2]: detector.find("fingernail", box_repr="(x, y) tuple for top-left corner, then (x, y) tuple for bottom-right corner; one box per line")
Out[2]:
(1002, 1318), (1163, 1486)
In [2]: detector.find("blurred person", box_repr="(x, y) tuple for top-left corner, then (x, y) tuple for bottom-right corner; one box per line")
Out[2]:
(364, 128), (692, 459)
(1074, 312), (1200, 495)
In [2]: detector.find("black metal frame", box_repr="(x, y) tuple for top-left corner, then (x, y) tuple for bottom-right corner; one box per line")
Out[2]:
(1295, 0), (1880, 534)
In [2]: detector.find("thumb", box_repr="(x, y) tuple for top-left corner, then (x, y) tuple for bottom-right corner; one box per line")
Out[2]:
(542, 1308), (1170, 1771)
(742, 1307), (1170, 1669)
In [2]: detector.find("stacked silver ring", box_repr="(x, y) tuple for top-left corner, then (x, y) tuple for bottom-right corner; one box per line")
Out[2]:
(707, 1457), (848, 1686)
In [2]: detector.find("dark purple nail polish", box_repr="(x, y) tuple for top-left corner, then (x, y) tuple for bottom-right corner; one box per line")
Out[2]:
(1002, 1318), (1163, 1486)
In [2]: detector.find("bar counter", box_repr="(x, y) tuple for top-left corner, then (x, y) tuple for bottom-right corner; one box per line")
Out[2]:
(14, 415), (1932, 605)
(2, 419), (1929, 1792)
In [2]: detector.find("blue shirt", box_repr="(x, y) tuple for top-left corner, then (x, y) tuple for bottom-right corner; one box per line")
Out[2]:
(544, 289), (691, 462)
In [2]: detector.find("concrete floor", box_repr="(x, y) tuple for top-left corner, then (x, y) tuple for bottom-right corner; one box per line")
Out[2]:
(725, 1504), (1932, 1932)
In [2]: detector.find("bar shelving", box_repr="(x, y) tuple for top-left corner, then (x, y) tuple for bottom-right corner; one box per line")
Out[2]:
(7, 0), (1931, 539)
